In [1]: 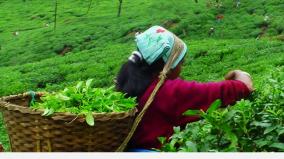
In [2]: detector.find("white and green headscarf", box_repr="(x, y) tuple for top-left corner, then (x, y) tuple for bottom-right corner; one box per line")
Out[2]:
(133, 26), (187, 68)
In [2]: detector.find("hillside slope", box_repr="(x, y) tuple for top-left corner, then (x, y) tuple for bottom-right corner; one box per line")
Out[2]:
(0, 0), (283, 68)
(0, 0), (283, 151)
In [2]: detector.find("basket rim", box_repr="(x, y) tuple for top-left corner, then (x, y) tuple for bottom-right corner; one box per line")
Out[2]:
(0, 92), (137, 122)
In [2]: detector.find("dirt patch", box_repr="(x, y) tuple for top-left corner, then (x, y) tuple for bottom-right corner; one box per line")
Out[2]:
(193, 50), (208, 59)
(257, 24), (269, 39)
(255, 19), (270, 39)
(274, 34), (284, 41)
(37, 81), (46, 88)
(56, 44), (73, 56)
(64, 19), (72, 24)
(162, 19), (180, 29)
(30, 14), (45, 20)
(247, 8), (256, 15)
(84, 35), (93, 42)
(122, 27), (145, 38)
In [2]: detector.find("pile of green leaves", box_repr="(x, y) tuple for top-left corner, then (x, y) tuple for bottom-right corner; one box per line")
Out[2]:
(31, 79), (136, 126)
(159, 68), (284, 152)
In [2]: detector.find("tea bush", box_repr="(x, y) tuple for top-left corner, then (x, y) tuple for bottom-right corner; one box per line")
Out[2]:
(0, 0), (284, 151)
(159, 68), (284, 152)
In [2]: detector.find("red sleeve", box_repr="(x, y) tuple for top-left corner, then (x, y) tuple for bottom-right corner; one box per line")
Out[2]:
(168, 79), (250, 126)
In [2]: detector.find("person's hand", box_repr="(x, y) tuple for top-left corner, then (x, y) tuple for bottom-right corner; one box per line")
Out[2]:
(225, 70), (254, 92)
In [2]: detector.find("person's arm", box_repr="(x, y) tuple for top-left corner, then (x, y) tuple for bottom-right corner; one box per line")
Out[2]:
(224, 70), (253, 92)
(169, 70), (252, 125)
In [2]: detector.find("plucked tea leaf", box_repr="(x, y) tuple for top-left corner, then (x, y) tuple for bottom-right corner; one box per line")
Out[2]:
(57, 93), (70, 101)
(86, 112), (95, 126)
(32, 79), (136, 126)
(42, 108), (50, 116)
(42, 108), (54, 116)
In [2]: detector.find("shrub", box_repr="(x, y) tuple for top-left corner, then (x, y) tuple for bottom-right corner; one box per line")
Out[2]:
(159, 68), (284, 152)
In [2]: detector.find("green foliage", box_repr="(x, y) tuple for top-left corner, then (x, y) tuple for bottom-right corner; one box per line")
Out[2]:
(0, 0), (284, 67)
(0, 0), (283, 151)
(0, 113), (10, 151)
(160, 68), (284, 152)
(183, 99), (221, 116)
(31, 79), (136, 126)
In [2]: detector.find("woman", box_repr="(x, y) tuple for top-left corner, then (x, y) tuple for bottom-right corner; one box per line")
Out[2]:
(115, 26), (253, 151)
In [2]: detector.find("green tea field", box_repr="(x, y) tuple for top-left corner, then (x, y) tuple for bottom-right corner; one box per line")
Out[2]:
(0, 0), (283, 152)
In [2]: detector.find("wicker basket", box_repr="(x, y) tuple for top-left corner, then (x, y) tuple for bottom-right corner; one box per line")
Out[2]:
(0, 93), (137, 152)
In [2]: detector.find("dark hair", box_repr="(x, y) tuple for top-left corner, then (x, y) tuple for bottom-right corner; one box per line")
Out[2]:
(115, 54), (165, 98)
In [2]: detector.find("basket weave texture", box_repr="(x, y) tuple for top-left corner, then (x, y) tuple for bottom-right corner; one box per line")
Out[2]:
(0, 93), (137, 152)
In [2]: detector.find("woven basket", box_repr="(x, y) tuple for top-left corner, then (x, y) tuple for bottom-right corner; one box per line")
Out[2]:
(0, 92), (137, 152)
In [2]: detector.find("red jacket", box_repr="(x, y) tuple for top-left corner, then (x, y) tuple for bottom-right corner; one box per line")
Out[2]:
(128, 78), (250, 149)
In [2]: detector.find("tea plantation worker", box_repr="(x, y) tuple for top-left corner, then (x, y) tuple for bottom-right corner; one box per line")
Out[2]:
(115, 26), (253, 151)
(13, 31), (19, 36)
(236, 0), (241, 8)
(208, 27), (215, 36)
(216, 14), (224, 23)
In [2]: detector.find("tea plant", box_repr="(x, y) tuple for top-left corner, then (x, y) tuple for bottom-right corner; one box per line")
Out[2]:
(160, 68), (284, 152)
(31, 79), (136, 126)
(0, 0), (284, 151)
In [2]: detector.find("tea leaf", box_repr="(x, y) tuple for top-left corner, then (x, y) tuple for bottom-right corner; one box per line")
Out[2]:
(254, 139), (271, 148)
(86, 112), (95, 126)
(183, 110), (201, 116)
(185, 141), (197, 152)
(42, 108), (50, 116)
(173, 126), (180, 133)
(42, 108), (54, 116)
(251, 121), (271, 128)
(57, 93), (70, 101)
(269, 143), (284, 150)
(264, 126), (277, 135)
(277, 128), (284, 135)
(86, 79), (93, 89)
(160, 69), (284, 152)
(207, 99), (221, 114)
(158, 137), (166, 145)
(32, 79), (136, 126)
(76, 81), (83, 91)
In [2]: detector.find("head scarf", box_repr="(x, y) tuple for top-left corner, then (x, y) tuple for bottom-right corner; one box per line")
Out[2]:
(134, 26), (187, 68)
